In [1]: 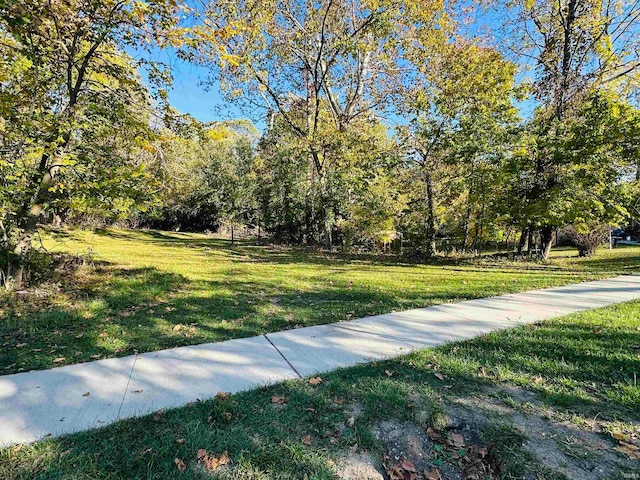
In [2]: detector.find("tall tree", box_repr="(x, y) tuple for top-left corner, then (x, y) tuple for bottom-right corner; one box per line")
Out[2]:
(504, 0), (640, 258)
(190, 0), (449, 245)
(398, 39), (521, 255)
(0, 0), (183, 287)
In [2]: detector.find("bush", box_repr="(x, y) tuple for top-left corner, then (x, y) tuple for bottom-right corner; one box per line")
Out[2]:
(565, 224), (610, 257)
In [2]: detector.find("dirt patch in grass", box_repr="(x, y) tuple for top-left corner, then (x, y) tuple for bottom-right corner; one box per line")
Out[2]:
(336, 383), (638, 480)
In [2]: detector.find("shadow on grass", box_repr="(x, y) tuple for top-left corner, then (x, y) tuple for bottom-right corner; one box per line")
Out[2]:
(1, 255), (432, 374)
(4, 229), (640, 376)
(415, 309), (640, 420)
(3, 302), (639, 479)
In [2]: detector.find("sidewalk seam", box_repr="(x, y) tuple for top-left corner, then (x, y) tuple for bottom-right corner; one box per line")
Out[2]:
(263, 334), (302, 379)
(116, 354), (138, 420)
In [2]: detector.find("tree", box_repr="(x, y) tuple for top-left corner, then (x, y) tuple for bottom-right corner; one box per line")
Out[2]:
(500, 91), (639, 257)
(200, 122), (259, 244)
(254, 105), (403, 247)
(191, 0), (449, 246)
(0, 0), (183, 287)
(398, 39), (521, 255)
(503, 0), (640, 258)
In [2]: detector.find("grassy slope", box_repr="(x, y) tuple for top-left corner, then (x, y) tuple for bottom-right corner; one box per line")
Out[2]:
(0, 228), (639, 375)
(2, 301), (639, 479)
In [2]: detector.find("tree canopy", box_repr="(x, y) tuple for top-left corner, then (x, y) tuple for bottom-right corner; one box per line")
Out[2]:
(1, 0), (639, 287)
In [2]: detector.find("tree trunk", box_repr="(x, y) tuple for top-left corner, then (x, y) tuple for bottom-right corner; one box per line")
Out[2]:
(324, 225), (332, 250)
(476, 199), (486, 255)
(424, 169), (437, 256)
(462, 200), (472, 252)
(517, 227), (529, 254)
(9, 122), (72, 289)
(257, 214), (261, 245)
(539, 226), (554, 260)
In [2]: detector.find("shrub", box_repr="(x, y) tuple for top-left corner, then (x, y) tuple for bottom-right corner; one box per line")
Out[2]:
(565, 224), (610, 257)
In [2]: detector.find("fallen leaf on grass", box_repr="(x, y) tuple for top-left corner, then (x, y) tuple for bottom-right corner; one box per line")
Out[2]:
(215, 391), (231, 400)
(153, 408), (166, 421)
(197, 449), (230, 471)
(434, 373), (445, 381)
(271, 395), (287, 404)
(615, 441), (640, 460)
(302, 435), (312, 446)
(176, 438), (185, 445)
(385, 369), (394, 377)
(327, 429), (341, 444)
(53, 357), (65, 363)
(346, 416), (355, 427)
(424, 468), (441, 480)
(399, 459), (416, 472)
(383, 454), (419, 480)
(308, 377), (323, 386)
(333, 396), (345, 404)
(174, 458), (186, 472)
(447, 432), (465, 448)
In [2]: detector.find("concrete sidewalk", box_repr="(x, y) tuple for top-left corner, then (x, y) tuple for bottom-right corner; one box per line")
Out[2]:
(1, 275), (639, 446)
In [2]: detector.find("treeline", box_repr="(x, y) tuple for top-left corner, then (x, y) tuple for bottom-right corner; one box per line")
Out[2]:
(1, 0), (639, 288)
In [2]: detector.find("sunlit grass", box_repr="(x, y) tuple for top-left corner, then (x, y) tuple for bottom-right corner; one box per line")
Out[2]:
(2, 301), (638, 479)
(0, 227), (638, 374)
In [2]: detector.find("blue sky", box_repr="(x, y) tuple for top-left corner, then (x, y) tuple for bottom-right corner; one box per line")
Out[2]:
(155, 49), (233, 123)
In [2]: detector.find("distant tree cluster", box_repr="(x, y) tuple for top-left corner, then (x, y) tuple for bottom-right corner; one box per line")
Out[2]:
(1, 0), (639, 288)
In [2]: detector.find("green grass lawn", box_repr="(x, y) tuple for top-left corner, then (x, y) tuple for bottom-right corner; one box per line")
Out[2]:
(2, 301), (639, 479)
(1, 228), (639, 375)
